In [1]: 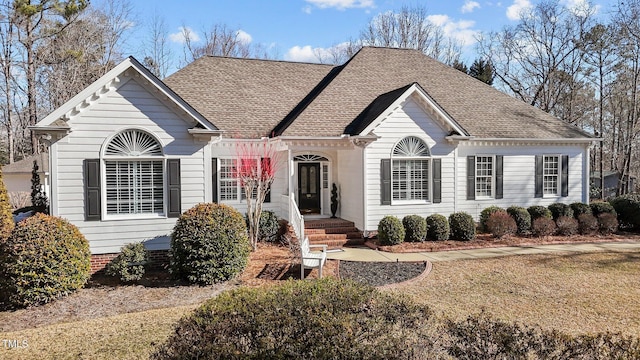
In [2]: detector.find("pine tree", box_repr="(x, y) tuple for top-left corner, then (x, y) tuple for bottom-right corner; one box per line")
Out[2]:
(469, 58), (494, 85)
(31, 160), (48, 214)
(452, 59), (468, 74)
(0, 167), (14, 239)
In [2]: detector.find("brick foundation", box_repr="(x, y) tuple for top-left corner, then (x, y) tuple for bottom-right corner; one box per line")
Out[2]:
(90, 250), (170, 274)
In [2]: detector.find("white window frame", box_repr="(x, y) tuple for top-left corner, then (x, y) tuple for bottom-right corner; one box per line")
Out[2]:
(101, 129), (166, 220)
(218, 157), (265, 203)
(475, 155), (495, 199)
(391, 136), (431, 204)
(543, 155), (560, 196)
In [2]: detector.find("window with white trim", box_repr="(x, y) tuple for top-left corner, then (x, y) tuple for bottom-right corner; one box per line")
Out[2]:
(103, 130), (164, 216)
(392, 136), (431, 202)
(475, 156), (493, 198)
(218, 158), (264, 201)
(543, 155), (560, 195)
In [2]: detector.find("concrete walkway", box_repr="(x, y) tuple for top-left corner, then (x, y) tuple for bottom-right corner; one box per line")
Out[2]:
(326, 241), (640, 263)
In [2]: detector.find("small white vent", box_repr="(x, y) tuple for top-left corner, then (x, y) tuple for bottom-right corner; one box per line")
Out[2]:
(393, 136), (430, 157)
(105, 130), (162, 156)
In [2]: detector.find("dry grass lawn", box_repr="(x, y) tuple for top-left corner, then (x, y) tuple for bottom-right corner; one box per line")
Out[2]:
(395, 250), (640, 336)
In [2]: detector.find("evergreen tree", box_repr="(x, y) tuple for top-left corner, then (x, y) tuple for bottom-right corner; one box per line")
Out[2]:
(469, 58), (494, 85)
(452, 59), (468, 74)
(31, 160), (48, 214)
(0, 167), (14, 239)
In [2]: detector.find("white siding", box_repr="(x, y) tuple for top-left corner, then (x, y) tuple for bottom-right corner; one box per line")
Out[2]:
(53, 77), (208, 254)
(456, 143), (588, 220)
(364, 97), (456, 232)
(337, 147), (364, 229)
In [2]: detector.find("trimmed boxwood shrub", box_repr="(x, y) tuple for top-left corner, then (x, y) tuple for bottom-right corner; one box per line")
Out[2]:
(532, 217), (556, 237)
(378, 216), (405, 245)
(577, 213), (599, 235)
(506, 206), (531, 235)
(609, 195), (640, 231)
(105, 242), (149, 283)
(170, 203), (250, 285)
(153, 278), (437, 359)
(528, 205), (552, 220)
(570, 202), (592, 219)
(556, 216), (579, 236)
(590, 201), (617, 217)
(479, 206), (504, 232)
(449, 212), (476, 241)
(548, 202), (573, 220)
(0, 213), (91, 308)
(486, 211), (517, 238)
(426, 214), (449, 241)
(402, 215), (427, 242)
(598, 213), (618, 235)
(247, 210), (281, 242)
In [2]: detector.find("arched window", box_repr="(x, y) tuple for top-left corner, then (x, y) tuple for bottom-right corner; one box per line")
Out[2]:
(392, 137), (430, 201)
(103, 129), (165, 216)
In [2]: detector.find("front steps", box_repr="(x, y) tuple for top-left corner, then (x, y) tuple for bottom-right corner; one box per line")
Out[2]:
(304, 218), (365, 249)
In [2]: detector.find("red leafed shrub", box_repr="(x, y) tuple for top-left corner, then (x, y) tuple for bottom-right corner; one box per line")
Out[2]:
(532, 217), (556, 237)
(486, 211), (517, 238)
(555, 216), (578, 236)
(577, 214), (599, 235)
(598, 213), (618, 235)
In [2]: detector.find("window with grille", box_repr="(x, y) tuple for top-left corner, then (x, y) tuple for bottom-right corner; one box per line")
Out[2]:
(219, 158), (265, 201)
(543, 155), (559, 195)
(392, 137), (431, 202)
(475, 156), (493, 198)
(103, 129), (164, 216)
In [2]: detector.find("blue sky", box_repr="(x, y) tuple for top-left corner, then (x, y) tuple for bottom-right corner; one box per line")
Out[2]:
(117, 0), (617, 71)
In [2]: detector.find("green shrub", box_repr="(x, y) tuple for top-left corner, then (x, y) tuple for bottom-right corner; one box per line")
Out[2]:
(527, 205), (552, 220)
(609, 195), (640, 231)
(578, 213), (599, 235)
(153, 278), (438, 359)
(105, 242), (149, 283)
(479, 206), (504, 232)
(402, 215), (427, 242)
(598, 213), (618, 235)
(0, 213), (90, 308)
(449, 212), (476, 241)
(247, 210), (281, 242)
(590, 201), (617, 217)
(486, 211), (517, 238)
(555, 216), (578, 236)
(377, 216), (405, 245)
(506, 206), (531, 235)
(426, 214), (449, 241)
(570, 202), (592, 219)
(170, 203), (250, 285)
(532, 217), (556, 237)
(548, 202), (573, 220)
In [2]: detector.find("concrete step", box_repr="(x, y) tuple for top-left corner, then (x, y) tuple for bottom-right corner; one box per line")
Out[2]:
(304, 219), (355, 229)
(309, 238), (366, 249)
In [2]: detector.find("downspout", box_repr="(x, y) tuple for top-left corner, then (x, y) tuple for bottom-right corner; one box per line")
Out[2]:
(453, 146), (458, 213)
(361, 146), (367, 233)
(584, 145), (590, 204)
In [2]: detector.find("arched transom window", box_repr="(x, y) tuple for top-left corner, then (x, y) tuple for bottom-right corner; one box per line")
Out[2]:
(103, 129), (164, 216)
(392, 136), (430, 201)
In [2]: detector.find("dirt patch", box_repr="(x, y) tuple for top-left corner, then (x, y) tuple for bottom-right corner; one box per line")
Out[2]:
(370, 232), (640, 253)
(339, 261), (427, 287)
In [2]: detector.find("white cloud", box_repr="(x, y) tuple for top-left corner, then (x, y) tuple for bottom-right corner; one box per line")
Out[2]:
(236, 30), (252, 44)
(169, 26), (200, 44)
(302, 5), (313, 14)
(305, 0), (375, 10)
(284, 42), (352, 63)
(427, 15), (479, 47)
(506, 0), (532, 20)
(561, 0), (600, 16)
(461, 0), (480, 13)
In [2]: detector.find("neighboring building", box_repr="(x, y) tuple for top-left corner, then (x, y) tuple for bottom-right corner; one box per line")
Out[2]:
(590, 171), (636, 198)
(31, 47), (596, 263)
(1, 152), (49, 209)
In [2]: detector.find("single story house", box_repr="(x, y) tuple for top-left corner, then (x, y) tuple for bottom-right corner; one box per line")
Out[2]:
(2, 152), (49, 209)
(31, 47), (596, 265)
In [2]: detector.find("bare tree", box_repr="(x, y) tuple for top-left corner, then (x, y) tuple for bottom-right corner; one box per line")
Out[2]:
(182, 23), (267, 62)
(0, 4), (18, 163)
(143, 11), (172, 79)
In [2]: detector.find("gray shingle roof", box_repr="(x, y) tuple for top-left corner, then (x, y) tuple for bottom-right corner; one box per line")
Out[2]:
(164, 47), (593, 140)
(2, 153), (48, 174)
(164, 56), (334, 138)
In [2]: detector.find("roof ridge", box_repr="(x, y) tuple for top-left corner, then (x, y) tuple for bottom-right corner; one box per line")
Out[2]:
(200, 54), (335, 67)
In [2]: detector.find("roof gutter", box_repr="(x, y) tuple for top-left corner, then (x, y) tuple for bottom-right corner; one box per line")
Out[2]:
(446, 136), (600, 144)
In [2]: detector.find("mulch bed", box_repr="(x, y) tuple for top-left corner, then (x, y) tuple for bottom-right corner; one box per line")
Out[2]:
(339, 261), (427, 287)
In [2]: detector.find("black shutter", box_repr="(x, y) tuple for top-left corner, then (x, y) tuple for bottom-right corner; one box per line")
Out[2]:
(495, 155), (503, 199)
(262, 157), (271, 203)
(84, 159), (101, 221)
(432, 158), (441, 203)
(561, 155), (569, 197)
(212, 158), (218, 203)
(381, 159), (391, 205)
(535, 155), (543, 198)
(167, 159), (181, 218)
(467, 156), (475, 200)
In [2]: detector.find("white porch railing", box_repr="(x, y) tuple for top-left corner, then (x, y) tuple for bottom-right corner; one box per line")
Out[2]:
(289, 192), (304, 240)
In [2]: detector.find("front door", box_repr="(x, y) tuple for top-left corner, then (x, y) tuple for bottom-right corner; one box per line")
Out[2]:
(298, 162), (321, 214)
